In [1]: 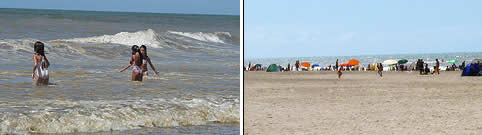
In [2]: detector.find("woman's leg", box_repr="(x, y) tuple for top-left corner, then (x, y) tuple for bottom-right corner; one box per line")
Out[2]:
(132, 72), (136, 81)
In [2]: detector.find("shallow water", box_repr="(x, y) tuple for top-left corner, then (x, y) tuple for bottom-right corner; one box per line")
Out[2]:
(0, 8), (240, 134)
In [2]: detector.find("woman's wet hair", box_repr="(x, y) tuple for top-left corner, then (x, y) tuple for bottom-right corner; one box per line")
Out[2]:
(34, 41), (45, 56)
(140, 45), (147, 58)
(131, 45), (139, 53)
(132, 45), (143, 64)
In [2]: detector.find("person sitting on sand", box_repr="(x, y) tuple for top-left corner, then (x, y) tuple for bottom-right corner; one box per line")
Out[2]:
(423, 64), (430, 75)
(140, 45), (160, 76)
(32, 41), (50, 85)
(120, 45), (144, 81)
(337, 67), (342, 80)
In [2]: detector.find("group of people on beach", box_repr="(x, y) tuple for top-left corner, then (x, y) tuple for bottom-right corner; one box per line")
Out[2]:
(32, 41), (159, 85)
(244, 57), (479, 79)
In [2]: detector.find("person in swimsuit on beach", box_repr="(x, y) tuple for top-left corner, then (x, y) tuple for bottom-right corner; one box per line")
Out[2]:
(295, 60), (300, 71)
(435, 59), (440, 74)
(377, 63), (383, 77)
(32, 41), (50, 85)
(337, 67), (342, 80)
(120, 45), (144, 81)
(139, 45), (160, 76)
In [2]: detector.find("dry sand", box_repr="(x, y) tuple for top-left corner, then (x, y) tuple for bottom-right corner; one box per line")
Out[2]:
(244, 71), (481, 135)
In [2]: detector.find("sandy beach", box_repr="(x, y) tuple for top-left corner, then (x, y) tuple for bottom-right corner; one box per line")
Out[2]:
(244, 71), (481, 134)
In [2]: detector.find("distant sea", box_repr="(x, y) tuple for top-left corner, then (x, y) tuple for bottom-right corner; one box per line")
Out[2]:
(0, 8), (239, 134)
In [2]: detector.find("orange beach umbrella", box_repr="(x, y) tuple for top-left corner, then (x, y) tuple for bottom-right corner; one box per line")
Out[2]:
(348, 59), (359, 66)
(340, 63), (350, 67)
(301, 62), (310, 67)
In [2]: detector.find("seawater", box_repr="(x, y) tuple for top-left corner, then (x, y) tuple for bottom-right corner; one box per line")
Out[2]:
(0, 8), (240, 134)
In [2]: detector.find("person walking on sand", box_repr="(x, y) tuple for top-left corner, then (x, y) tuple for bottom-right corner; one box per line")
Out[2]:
(377, 63), (383, 77)
(295, 60), (300, 71)
(335, 59), (339, 71)
(435, 59), (440, 74)
(32, 41), (50, 85)
(337, 67), (343, 80)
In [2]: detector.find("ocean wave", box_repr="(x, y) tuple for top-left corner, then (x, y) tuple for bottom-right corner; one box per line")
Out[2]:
(51, 29), (165, 48)
(168, 31), (232, 44)
(0, 97), (239, 134)
(49, 29), (235, 49)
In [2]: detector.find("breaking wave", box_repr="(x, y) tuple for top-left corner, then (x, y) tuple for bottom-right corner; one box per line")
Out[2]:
(50, 29), (235, 49)
(0, 97), (239, 134)
(168, 31), (232, 44)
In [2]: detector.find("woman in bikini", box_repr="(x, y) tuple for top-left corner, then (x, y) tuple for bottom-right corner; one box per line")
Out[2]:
(32, 41), (50, 85)
(139, 45), (160, 76)
(120, 45), (144, 81)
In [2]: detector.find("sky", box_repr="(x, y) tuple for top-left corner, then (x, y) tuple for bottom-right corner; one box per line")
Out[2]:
(245, 0), (482, 58)
(0, 0), (239, 15)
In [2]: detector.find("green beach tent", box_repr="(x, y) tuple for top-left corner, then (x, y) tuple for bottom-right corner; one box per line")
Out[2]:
(267, 64), (280, 72)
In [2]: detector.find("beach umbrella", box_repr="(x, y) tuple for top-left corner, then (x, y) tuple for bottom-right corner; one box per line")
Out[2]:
(382, 59), (398, 65)
(340, 63), (350, 67)
(301, 62), (310, 67)
(398, 59), (408, 64)
(448, 60), (459, 64)
(312, 64), (320, 67)
(348, 59), (359, 66)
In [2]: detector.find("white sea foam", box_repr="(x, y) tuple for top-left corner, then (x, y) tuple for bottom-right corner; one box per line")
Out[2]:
(52, 29), (163, 48)
(0, 97), (239, 134)
(168, 31), (231, 44)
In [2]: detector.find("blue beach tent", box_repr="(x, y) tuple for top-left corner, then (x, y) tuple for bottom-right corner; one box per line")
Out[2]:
(461, 63), (481, 76)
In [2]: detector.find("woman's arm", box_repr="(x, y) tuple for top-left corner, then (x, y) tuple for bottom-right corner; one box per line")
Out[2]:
(120, 56), (134, 72)
(32, 55), (38, 79)
(147, 57), (159, 75)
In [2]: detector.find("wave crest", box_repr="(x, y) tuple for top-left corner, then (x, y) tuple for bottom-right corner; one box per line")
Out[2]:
(0, 97), (239, 134)
(52, 29), (164, 48)
(168, 31), (232, 44)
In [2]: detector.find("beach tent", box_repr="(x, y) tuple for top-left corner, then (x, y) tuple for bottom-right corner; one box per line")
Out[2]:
(250, 64), (262, 71)
(383, 60), (398, 65)
(348, 59), (359, 66)
(301, 62), (310, 67)
(461, 63), (481, 76)
(266, 64), (280, 72)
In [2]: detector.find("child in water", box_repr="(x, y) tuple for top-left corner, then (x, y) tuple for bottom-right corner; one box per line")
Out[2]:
(120, 45), (144, 81)
(139, 45), (160, 76)
(32, 41), (50, 85)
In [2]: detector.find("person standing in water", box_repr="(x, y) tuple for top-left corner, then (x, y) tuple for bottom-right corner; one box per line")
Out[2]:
(120, 45), (144, 81)
(139, 45), (160, 76)
(32, 41), (50, 85)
